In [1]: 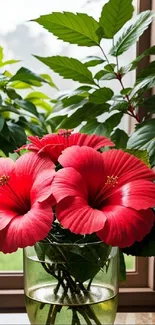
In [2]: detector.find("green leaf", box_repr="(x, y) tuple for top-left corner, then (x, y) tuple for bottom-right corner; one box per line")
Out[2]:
(0, 47), (3, 62)
(33, 12), (100, 47)
(127, 119), (155, 167)
(25, 91), (50, 100)
(120, 88), (132, 95)
(6, 88), (22, 100)
(9, 67), (47, 85)
(111, 128), (128, 148)
(15, 99), (38, 117)
(142, 95), (155, 113)
(89, 88), (114, 104)
(130, 45), (155, 70)
(83, 56), (104, 67)
(104, 64), (116, 72)
(40, 73), (58, 89)
(8, 123), (27, 147)
(110, 100), (128, 112)
(99, 0), (134, 38)
(125, 149), (150, 167)
(94, 70), (117, 80)
(119, 250), (126, 282)
(34, 56), (95, 85)
(9, 81), (32, 89)
(0, 116), (5, 131)
(80, 119), (100, 134)
(0, 59), (20, 68)
(123, 224), (155, 257)
(31, 99), (53, 112)
(101, 112), (123, 136)
(137, 61), (155, 79)
(56, 103), (109, 129)
(0, 74), (9, 86)
(110, 11), (154, 56)
(130, 75), (155, 98)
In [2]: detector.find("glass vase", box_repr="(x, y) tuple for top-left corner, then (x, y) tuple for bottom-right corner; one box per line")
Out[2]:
(24, 241), (118, 325)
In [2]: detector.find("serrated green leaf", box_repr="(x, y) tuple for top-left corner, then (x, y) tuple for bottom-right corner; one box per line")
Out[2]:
(99, 0), (134, 38)
(9, 81), (32, 89)
(40, 73), (58, 89)
(142, 95), (155, 113)
(35, 55), (95, 85)
(9, 67), (47, 85)
(0, 47), (3, 62)
(56, 103), (110, 129)
(125, 149), (150, 167)
(130, 75), (155, 98)
(95, 70), (116, 80)
(15, 99), (38, 117)
(83, 56), (104, 67)
(6, 88), (22, 100)
(110, 100), (128, 112)
(0, 116), (5, 131)
(110, 11), (154, 56)
(119, 250), (126, 282)
(0, 59), (20, 68)
(120, 88), (132, 95)
(8, 123), (27, 147)
(111, 128), (128, 148)
(25, 91), (50, 100)
(104, 64), (116, 72)
(30, 99), (53, 112)
(101, 112), (123, 136)
(137, 61), (155, 79)
(80, 119), (100, 134)
(33, 12), (100, 47)
(127, 119), (155, 167)
(89, 88), (114, 104)
(130, 45), (155, 70)
(123, 224), (155, 257)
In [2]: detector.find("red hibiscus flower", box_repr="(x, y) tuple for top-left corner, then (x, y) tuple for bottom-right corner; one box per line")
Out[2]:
(51, 146), (155, 248)
(16, 129), (114, 162)
(0, 152), (55, 253)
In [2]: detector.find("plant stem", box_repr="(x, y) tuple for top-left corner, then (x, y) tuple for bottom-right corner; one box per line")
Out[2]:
(46, 304), (54, 325)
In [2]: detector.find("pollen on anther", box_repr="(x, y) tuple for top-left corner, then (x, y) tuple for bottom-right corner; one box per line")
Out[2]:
(58, 129), (73, 138)
(0, 175), (10, 186)
(105, 175), (118, 187)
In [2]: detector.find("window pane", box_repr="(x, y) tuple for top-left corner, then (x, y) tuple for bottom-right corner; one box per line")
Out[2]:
(124, 254), (136, 272)
(0, 249), (23, 271)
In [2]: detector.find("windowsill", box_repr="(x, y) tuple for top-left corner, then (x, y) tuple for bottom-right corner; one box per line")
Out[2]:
(1, 313), (155, 324)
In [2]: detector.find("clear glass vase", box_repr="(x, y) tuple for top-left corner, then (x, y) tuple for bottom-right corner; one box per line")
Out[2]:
(24, 241), (118, 325)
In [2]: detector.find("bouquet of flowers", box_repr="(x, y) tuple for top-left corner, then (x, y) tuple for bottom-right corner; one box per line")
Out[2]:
(0, 130), (155, 325)
(0, 130), (155, 254)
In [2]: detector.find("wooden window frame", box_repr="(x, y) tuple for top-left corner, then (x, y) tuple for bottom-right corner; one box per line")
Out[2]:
(0, 0), (155, 313)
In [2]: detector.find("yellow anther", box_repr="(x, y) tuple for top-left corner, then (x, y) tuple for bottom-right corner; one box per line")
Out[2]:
(105, 175), (118, 187)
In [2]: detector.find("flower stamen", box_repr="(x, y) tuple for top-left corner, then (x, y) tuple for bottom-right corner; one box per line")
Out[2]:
(58, 129), (73, 138)
(0, 175), (10, 186)
(105, 175), (118, 187)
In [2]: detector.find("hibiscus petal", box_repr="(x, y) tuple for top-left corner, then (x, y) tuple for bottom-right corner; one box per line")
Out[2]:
(97, 206), (155, 248)
(58, 146), (104, 199)
(0, 210), (17, 230)
(102, 149), (155, 182)
(100, 149), (155, 199)
(105, 180), (155, 210)
(38, 144), (64, 162)
(56, 196), (106, 234)
(69, 133), (114, 149)
(0, 201), (53, 253)
(31, 170), (56, 203)
(52, 167), (88, 203)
